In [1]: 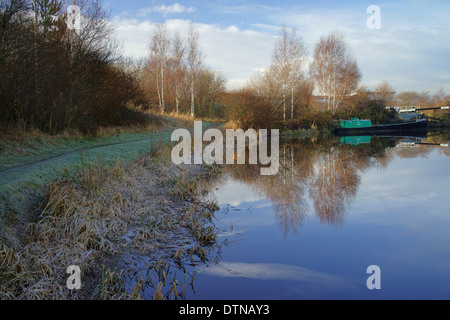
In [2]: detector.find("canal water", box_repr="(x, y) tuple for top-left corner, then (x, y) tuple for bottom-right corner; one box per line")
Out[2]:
(184, 133), (450, 300)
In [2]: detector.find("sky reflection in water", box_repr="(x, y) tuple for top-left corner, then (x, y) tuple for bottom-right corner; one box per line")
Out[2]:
(190, 135), (450, 300)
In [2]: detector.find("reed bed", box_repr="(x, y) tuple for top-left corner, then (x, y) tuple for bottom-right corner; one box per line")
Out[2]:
(0, 144), (222, 300)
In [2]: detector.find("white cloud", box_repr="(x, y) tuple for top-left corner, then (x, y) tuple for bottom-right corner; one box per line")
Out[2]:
(112, 2), (450, 93)
(111, 17), (276, 90)
(266, 5), (450, 93)
(138, 3), (196, 17)
(195, 23), (275, 89)
(112, 18), (155, 58)
(202, 261), (353, 289)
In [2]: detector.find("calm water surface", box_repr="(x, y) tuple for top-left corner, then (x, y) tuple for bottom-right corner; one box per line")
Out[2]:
(186, 133), (450, 300)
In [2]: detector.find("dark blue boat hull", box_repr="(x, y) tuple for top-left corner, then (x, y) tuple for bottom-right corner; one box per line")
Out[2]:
(335, 119), (428, 136)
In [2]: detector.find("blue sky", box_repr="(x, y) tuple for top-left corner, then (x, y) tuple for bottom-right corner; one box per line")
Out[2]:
(101, 0), (450, 93)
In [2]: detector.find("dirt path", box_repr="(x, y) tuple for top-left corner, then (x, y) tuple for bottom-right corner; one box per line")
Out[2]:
(0, 121), (222, 220)
(0, 121), (222, 183)
(0, 131), (172, 186)
(0, 130), (168, 228)
(0, 135), (164, 174)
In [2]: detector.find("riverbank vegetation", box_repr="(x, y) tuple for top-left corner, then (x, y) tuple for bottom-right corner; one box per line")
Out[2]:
(0, 142), (222, 299)
(138, 23), (450, 131)
(0, 112), (188, 170)
(0, 0), (151, 135)
(2, 1), (449, 138)
(0, 112), (193, 251)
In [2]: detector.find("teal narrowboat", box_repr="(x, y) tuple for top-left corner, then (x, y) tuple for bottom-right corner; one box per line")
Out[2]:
(339, 118), (372, 129)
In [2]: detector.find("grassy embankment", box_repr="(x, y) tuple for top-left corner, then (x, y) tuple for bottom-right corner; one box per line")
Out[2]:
(0, 114), (182, 232)
(1, 143), (222, 299)
(0, 113), (224, 299)
(0, 113), (174, 171)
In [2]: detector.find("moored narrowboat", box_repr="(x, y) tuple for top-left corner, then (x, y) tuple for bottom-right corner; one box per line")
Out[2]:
(335, 117), (428, 136)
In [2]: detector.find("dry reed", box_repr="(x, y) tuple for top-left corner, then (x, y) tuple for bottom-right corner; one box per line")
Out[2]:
(0, 140), (222, 300)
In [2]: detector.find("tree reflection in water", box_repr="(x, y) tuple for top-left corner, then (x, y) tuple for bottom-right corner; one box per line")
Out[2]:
(310, 147), (360, 226)
(221, 133), (450, 234)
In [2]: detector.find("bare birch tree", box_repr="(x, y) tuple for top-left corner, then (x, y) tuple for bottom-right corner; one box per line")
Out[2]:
(149, 23), (170, 113)
(172, 30), (185, 114)
(309, 32), (361, 112)
(187, 22), (203, 118)
(272, 27), (307, 120)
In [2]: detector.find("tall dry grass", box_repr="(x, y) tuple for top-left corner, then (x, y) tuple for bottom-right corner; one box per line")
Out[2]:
(165, 111), (226, 124)
(0, 143), (222, 300)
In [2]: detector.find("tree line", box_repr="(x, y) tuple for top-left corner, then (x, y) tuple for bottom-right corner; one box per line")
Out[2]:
(141, 22), (226, 119)
(224, 27), (449, 130)
(2, 0), (448, 135)
(0, 0), (147, 134)
(223, 29), (363, 129)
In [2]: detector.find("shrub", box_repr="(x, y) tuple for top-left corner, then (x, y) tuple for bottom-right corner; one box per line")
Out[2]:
(220, 88), (278, 130)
